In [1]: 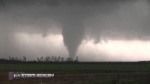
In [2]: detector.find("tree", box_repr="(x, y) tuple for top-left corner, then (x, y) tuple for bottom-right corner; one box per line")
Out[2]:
(15, 57), (18, 61)
(9, 56), (11, 60)
(45, 56), (51, 62)
(53, 56), (57, 62)
(67, 57), (72, 62)
(61, 57), (64, 62)
(40, 57), (43, 62)
(23, 56), (26, 62)
(51, 56), (55, 62)
(37, 57), (40, 62)
(57, 56), (61, 62)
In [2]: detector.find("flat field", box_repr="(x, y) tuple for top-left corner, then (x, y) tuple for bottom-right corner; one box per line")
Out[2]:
(1, 62), (150, 72)
(1, 62), (150, 84)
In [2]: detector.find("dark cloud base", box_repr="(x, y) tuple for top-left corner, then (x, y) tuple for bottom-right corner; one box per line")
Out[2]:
(0, 0), (149, 61)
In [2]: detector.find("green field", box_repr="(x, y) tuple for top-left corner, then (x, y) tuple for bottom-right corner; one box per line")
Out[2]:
(1, 63), (150, 84)
(1, 63), (150, 73)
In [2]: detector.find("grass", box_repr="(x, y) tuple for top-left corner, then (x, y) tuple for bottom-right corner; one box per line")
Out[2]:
(0, 63), (150, 73)
(1, 63), (150, 84)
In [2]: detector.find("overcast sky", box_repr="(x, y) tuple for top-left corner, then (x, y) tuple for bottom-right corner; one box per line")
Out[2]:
(0, 0), (150, 61)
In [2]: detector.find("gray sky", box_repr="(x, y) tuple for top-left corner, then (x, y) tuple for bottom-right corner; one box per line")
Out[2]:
(0, 0), (150, 61)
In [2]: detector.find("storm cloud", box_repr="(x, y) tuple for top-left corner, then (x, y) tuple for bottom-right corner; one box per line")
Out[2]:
(0, 0), (150, 61)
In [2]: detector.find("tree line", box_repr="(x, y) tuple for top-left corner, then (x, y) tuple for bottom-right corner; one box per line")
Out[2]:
(0, 56), (78, 64)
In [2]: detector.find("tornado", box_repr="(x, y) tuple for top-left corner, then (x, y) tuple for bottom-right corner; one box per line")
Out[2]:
(62, 19), (84, 59)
